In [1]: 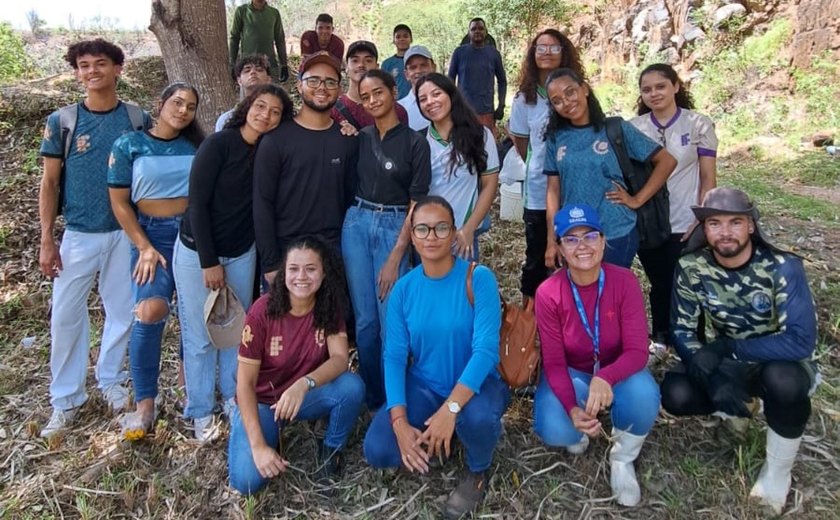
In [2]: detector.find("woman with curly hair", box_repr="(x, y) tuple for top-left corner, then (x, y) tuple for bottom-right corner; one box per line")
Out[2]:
(173, 83), (294, 441)
(228, 236), (365, 496)
(416, 73), (498, 261)
(508, 29), (583, 300)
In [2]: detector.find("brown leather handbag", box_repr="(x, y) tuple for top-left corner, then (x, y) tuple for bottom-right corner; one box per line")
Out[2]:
(466, 263), (540, 388)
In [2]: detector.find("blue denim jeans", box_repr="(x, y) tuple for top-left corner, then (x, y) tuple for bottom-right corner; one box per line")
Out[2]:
(129, 214), (181, 402)
(534, 368), (660, 446)
(173, 239), (256, 419)
(228, 372), (365, 496)
(363, 372), (510, 472)
(341, 203), (409, 410)
(604, 227), (639, 268)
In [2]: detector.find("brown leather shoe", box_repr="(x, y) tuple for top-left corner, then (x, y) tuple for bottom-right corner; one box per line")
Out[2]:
(444, 470), (487, 519)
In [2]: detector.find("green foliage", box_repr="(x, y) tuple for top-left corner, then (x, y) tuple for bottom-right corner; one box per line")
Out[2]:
(793, 54), (840, 132)
(379, 0), (463, 67)
(0, 23), (30, 84)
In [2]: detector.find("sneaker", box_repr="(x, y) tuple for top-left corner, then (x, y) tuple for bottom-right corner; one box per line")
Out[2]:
(41, 408), (79, 438)
(102, 384), (130, 412)
(194, 415), (220, 443)
(566, 435), (590, 455)
(444, 470), (487, 519)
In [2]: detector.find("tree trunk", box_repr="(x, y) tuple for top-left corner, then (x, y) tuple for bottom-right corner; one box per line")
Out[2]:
(150, 0), (234, 134)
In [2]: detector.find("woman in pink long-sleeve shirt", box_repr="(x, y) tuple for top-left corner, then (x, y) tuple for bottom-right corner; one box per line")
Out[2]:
(533, 203), (660, 507)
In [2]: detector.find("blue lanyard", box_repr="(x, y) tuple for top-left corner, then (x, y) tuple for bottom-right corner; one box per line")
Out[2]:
(567, 269), (605, 374)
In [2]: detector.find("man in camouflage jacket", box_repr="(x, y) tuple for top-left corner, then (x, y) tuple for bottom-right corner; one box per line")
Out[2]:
(660, 187), (818, 514)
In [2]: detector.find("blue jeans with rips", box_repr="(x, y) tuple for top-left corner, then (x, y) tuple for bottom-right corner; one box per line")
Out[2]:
(129, 214), (181, 402)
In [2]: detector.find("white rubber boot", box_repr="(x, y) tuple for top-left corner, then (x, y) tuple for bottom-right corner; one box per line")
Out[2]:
(749, 429), (802, 514)
(609, 429), (647, 507)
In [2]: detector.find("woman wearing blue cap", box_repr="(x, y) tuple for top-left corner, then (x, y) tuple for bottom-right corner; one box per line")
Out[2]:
(533, 203), (660, 507)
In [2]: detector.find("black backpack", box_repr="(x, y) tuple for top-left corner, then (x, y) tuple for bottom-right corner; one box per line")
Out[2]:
(604, 117), (671, 250)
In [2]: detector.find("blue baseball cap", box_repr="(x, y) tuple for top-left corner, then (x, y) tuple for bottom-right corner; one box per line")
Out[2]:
(553, 203), (603, 237)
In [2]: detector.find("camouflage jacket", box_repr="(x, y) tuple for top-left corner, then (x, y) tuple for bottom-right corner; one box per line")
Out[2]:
(671, 243), (817, 363)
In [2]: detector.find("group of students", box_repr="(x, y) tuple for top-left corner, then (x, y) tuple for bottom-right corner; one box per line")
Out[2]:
(37, 26), (818, 518)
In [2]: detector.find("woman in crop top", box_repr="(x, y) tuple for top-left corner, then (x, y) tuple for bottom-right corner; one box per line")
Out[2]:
(107, 82), (204, 440)
(341, 69), (431, 412)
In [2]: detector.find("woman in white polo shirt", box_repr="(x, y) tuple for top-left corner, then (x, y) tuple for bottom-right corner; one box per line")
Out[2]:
(416, 72), (498, 261)
(631, 63), (718, 347)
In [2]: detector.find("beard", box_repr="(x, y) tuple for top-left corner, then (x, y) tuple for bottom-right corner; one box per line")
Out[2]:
(302, 93), (337, 113)
(712, 236), (751, 258)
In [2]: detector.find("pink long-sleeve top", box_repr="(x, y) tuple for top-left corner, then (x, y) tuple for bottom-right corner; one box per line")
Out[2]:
(534, 263), (649, 413)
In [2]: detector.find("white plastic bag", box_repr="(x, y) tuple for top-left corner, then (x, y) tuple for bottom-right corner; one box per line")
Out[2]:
(499, 147), (526, 185)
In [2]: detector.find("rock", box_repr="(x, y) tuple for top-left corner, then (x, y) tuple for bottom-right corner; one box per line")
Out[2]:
(632, 7), (650, 43)
(811, 132), (835, 147)
(662, 47), (680, 64)
(713, 4), (747, 27)
(683, 24), (706, 43)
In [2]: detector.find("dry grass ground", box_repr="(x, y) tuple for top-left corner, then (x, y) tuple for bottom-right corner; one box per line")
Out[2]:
(0, 62), (838, 519)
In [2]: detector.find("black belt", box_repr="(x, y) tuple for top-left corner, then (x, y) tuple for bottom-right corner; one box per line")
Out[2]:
(354, 197), (408, 213)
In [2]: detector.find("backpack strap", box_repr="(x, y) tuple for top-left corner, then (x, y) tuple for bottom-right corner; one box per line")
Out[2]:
(604, 116), (633, 190)
(335, 98), (361, 129)
(465, 261), (476, 306)
(58, 103), (79, 161)
(125, 102), (147, 131)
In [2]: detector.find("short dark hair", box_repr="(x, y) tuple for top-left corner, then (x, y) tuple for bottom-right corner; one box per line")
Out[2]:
(65, 39), (124, 69)
(234, 53), (271, 77)
(316, 13), (334, 25)
(393, 24), (412, 38)
(361, 69), (397, 92)
(469, 17), (486, 27)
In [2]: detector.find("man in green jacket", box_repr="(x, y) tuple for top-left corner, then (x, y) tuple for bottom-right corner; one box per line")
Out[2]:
(229, 0), (289, 83)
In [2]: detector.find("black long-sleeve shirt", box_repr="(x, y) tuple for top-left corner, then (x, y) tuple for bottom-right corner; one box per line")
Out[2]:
(180, 128), (257, 268)
(253, 120), (359, 272)
(355, 123), (430, 205)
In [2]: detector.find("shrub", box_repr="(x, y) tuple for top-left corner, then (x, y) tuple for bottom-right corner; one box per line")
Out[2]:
(0, 22), (29, 84)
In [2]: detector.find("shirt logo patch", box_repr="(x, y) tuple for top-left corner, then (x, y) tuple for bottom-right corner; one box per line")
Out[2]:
(76, 135), (91, 154)
(592, 140), (609, 155)
(384, 160), (394, 170)
(555, 145), (567, 162)
(241, 325), (253, 345)
(751, 293), (772, 313)
(570, 207), (585, 219)
(314, 329), (326, 348)
(681, 133), (690, 146)
(331, 158), (341, 165)
(269, 335), (283, 356)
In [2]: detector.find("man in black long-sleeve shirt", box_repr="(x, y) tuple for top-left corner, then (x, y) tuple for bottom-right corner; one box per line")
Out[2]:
(253, 52), (358, 282)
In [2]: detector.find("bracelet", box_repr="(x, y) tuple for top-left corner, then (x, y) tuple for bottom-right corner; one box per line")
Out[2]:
(390, 415), (407, 427)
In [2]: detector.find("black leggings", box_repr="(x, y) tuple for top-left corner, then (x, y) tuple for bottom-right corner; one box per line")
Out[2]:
(637, 234), (684, 337)
(662, 361), (812, 438)
(521, 208), (552, 297)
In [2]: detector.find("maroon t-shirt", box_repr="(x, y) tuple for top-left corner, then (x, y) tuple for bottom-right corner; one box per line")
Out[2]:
(300, 31), (344, 63)
(238, 294), (346, 404)
(329, 95), (409, 129)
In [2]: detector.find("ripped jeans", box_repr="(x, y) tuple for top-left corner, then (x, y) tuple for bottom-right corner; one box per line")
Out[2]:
(128, 214), (182, 402)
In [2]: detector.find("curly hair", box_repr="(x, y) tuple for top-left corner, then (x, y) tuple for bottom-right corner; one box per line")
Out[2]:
(234, 53), (271, 78)
(415, 73), (487, 177)
(516, 29), (583, 105)
(543, 68), (606, 138)
(266, 237), (346, 336)
(157, 82), (205, 148)
(223, 83), (295, 131)
(65, 38), (125, 69)
(635, 63), (695, 116)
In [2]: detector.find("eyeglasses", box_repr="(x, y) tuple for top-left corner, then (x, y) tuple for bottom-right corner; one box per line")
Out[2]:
(550, 86), (579, 106)
(412, 222), (453, 239)
(302, 76), (340, 90)
(535, 44), (563, 55)
(559, 230), (601, 247)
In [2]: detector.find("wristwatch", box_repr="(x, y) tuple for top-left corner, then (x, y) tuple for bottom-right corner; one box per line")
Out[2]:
(304, 376), (316, 390)
(446, 400), (462, 414)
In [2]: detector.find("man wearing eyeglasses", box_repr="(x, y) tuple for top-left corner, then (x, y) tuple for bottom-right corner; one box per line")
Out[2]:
(448, 18), (506, 138)
(253, 52), (359, 284)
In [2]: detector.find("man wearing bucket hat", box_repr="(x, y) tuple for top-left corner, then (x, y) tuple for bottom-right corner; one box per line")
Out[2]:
(661, 187), (818, 514)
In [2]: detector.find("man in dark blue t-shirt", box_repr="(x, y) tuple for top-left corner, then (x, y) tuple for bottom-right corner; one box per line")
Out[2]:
(447, 17), (506, 138)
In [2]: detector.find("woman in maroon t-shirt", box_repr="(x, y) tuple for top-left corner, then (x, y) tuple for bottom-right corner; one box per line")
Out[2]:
(228, 237), (365, 496)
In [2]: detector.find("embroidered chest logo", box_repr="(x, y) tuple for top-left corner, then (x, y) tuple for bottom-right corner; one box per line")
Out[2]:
(555, 145), (567, 162)
(384, 160), (394, 170)
(241, 325), (253, 345)
(314, 328), (326, 348)
(331, 158), (341, 166)
(681, 133), (690, 146)
(592, 140), (609, 155)
(76, 135), (91, 154)
(751, 292), (772, 313)
(270, 335), (283, 356)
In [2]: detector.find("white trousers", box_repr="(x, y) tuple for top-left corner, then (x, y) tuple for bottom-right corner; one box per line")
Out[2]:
(49, 229), (132, 410)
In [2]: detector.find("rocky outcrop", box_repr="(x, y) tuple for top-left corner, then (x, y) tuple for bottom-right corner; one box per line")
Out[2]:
(790, 0), (840, 67)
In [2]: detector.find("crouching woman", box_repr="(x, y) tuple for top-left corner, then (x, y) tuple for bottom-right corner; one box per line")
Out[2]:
(228, 237), (365, 496)
(533, 203), (660, 507)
